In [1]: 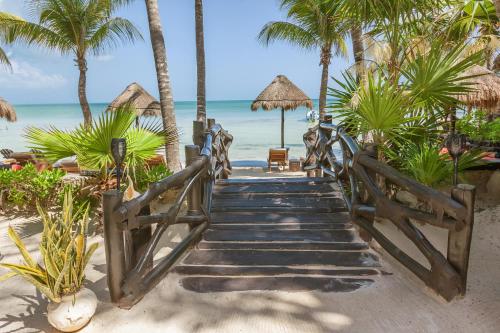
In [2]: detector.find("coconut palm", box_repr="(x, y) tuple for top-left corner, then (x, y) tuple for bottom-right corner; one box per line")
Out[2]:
(258, 0), (348, 119)
(144, 0), (180, 172)
(195, 0), (207, 126)
(0, 1), (142, 128)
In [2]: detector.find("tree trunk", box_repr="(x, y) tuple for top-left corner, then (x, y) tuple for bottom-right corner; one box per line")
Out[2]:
(351, 25), (364, 82)
(145, 0), (180, 172)
(77, 57), (92, 128)
(195, 0), (207, 127)
(495, 0), (500, 19)
(281, 107), (285, 148)
(319, 44), (332, 121)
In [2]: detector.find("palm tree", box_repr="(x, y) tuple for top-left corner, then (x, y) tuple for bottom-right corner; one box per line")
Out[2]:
(195, 0), (207, 126)
(144, 0), (180, 172)
(0, 1), (142, 128)
(259, 0), (347, 120)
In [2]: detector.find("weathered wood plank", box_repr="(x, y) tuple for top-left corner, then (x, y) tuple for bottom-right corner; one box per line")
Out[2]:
(198, 241), (369, 251)
(174, 265), (379, 277)
(213, 196), (344, 208)
(216, 177), (333, 185)
(183, 249), (380, 267)
(214, 184), (335, 194)
(210, 212), (351, 224)
(180, 276), (375, 293)
(203, 229), (358, 242)
(208, 223), (352, 231)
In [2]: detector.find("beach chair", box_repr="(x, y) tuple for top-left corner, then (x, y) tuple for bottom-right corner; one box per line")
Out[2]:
(268, 148), (288, 171)
(0, 149), (13, 159)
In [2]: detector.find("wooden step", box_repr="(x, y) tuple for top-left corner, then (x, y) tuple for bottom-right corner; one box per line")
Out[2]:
(214, 183), (336, 195)
(216, 177), (333, 185)
(183, 249), (380, 267)
(210, 212), (351, 224)
(174, 265), (379, 277)
(179, 276), (375, 293)
(208, 223), (352, 231)
(198, 241), (369, 251)
(203, 229), (358, 243)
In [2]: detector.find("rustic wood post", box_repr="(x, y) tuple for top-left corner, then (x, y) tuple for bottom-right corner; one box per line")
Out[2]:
(207, 118), (216, 130)
(103, 190), (126, 304)
(129, 206), (153, 270)
(448, 184), (476, 295)
(185, 145), (203, 217)
(193, 120), (205, 147)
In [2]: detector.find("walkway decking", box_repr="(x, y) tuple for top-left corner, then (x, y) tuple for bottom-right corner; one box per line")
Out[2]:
(175, 177), (382, 293)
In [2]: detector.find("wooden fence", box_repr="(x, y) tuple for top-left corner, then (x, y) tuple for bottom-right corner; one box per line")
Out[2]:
(103, 120), (232, 308)
(304, 119), (475, 301)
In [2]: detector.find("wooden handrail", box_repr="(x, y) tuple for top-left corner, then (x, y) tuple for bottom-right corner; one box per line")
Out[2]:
(303, 120), (476, 301)
(103, 119), (232, 308)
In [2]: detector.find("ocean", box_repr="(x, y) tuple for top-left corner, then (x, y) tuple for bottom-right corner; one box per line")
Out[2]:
(0, 100), (318, 165)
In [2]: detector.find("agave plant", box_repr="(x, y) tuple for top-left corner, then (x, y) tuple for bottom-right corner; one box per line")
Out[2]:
(0, 190), (98, 303)
(24, 106), (176, 180)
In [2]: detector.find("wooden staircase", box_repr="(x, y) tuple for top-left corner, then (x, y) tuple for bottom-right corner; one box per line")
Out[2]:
(174, 177), (381, 293)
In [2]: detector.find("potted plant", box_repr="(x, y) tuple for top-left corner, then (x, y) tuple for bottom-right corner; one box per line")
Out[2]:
(0, 190), (99, 332)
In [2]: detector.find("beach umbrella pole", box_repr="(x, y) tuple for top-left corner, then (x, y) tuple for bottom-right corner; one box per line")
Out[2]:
(281, 107), (285, 148)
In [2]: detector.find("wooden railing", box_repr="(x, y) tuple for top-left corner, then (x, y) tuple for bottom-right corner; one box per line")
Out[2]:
(103, 119), (232, 308)
(304, 119), (476, 301)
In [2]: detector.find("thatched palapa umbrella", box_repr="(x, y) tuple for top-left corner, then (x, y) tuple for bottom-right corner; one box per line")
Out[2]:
(251, 75), (313, 148)
(458, 65), (500, 116)
(0, 98), (17, 122)
(107, 82), (161, 126)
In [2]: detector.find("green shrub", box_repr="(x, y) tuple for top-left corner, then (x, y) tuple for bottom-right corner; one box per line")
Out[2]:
(135, 164), (173, 192)
(456, 110), (500, 142)
(0, 164), (65, 210)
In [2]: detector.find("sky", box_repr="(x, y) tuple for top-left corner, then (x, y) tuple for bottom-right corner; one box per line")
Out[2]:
(0, 0), (352, 104)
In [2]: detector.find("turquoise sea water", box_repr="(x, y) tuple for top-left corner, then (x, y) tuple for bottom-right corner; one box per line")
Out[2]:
(0, 100), (318, 164)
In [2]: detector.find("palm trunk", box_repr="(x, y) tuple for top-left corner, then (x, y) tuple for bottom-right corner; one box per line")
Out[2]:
(281, 107), (285, 148)
(351, 25), (364, 82)
(77, 57), (92, 128)
(495, 0), (500, 19)
(145, 0), (180, 172)
(319, 44), (332, 121)
(195, 0), (206, 127)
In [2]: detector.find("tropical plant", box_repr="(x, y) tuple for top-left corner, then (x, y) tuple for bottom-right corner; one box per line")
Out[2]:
(144, 0), (181, 172)
(259, 0), (348, 118)
(456, 110), (500, 141)
(398, 142), (484, 187)
(0, 0), (142, 127)
(135, 164), (172, 192)
(0, 190), (98, 303)
(24, 107), (172, 180)
(195, 0), (207, 126)
(0, 164), (65, 209)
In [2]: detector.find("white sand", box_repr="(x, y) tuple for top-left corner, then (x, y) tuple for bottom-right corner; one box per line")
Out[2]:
(0, 186), (499, 333)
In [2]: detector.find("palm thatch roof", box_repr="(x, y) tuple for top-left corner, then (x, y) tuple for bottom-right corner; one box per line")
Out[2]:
(107, 82), (161, 117)
(251, 75), (313, 111)
(458, 65), (500, 112)
(0, 98), (17, 122)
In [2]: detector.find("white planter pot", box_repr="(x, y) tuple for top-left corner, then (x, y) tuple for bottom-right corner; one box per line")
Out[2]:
(47, 288), (97, 332)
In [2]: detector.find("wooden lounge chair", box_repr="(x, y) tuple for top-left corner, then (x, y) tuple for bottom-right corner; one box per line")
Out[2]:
(268, 148), (288, 171)
(0, 149), (13, 159)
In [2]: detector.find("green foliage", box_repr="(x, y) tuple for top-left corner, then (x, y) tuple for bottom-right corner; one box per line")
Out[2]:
(0, 164), (65, 209)
(0, 1), (142, 57)
(135, 164), (173, 192)
(24, 107), (170, 180)
(456, 110), (500, 141)
(0, 190), (98, 303)
(398, 142), (484, 187)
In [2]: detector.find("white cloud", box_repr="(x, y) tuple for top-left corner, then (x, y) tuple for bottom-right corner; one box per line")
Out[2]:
(0, 59), (67, 89)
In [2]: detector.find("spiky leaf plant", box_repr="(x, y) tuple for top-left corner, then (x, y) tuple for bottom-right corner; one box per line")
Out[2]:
(0, 190), (98, 303)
